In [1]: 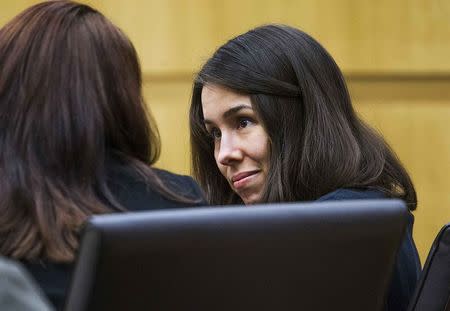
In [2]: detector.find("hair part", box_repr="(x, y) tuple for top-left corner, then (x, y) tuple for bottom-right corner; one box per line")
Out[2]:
(190, 24), (416, 209)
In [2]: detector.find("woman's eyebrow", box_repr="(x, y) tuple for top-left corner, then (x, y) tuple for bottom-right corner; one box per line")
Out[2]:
(204, 105), (252, 124)
(222, 105), (252, 119)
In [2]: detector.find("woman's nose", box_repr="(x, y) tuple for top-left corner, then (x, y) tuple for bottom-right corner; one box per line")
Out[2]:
(216, 134), (244, 166)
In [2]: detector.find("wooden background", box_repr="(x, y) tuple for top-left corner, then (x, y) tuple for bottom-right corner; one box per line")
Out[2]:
(2, 0), (449, 262)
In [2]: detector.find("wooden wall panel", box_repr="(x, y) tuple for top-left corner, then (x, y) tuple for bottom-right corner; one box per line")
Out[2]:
(0, 0), (39, 25)
(2, 0), (450, 73)
(89, 0), (450, 73)
(91, 0), (221, 73)
(349, 78), (450, 260)
(143, 79), (193, 174)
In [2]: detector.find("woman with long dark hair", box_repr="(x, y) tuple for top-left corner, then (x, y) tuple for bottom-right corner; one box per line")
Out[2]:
(0, 1), (203, 308)
(190, 24), (420, 310)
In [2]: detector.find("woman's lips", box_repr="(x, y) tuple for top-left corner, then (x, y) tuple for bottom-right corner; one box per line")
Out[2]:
(231, 170), (260, 189)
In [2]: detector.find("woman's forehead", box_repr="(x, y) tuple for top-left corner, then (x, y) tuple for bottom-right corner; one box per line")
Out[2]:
(201, 85), (252, 120)
(202, 84), (250, 104)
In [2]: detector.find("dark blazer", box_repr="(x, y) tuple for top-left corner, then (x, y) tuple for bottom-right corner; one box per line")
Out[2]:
(318, 188), (421, 311)
(22, 165), (205, 310)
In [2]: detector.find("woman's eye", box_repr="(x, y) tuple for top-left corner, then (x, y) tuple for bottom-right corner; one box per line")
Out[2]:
(210, 128), (221, 140)
(238, 118), (252, 129)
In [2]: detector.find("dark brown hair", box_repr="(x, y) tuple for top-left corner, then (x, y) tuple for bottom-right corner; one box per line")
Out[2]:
(0, 1), (190, 262)
(190, 24), (417, 209)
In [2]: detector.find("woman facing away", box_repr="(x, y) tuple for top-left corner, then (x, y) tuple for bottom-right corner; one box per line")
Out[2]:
(0, 1), (204, 308)
(190, 24), (421, 310)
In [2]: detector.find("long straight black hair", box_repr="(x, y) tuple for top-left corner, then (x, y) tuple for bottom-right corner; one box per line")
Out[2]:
(190, 24), (417, 209)
(0, 1), (193, 262)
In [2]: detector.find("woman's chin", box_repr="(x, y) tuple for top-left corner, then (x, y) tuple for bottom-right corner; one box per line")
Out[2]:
(239, 192), (263, 205)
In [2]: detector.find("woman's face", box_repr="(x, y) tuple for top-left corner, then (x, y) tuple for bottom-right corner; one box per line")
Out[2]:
(201, 84), (270, 204)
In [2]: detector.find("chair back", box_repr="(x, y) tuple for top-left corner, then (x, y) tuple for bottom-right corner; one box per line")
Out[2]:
(408, 223), (450, 311)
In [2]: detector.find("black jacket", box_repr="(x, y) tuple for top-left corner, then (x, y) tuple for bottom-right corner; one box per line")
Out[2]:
(318, 188), (421, 311)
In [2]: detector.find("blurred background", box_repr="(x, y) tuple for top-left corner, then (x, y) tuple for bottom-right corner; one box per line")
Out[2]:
(1, 0), (449, 262)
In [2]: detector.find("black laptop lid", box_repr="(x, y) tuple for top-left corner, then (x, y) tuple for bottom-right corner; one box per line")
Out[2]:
(65, 199), (407, 311)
